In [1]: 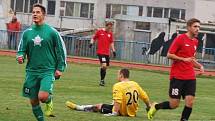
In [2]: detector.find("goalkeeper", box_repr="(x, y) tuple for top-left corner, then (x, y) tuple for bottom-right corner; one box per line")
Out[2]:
(66, 68), (151, 117)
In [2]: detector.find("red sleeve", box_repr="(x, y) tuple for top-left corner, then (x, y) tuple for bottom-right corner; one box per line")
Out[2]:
(110, 32), (114, 43)
(168, 35), (182, 54)
(93, 30), (99, 41)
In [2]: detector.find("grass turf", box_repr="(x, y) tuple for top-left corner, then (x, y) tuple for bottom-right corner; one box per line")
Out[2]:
(0, 56), (214, 121)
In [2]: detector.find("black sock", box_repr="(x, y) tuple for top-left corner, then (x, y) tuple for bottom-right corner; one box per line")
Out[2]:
(155, 101), (171, 110)
(100, 68), (106, 80)
(181, 106), (192, 121)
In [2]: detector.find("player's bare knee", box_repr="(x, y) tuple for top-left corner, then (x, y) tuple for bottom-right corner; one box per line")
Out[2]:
(38, 92), (49, 103)
(95, 104), (102, 110)
(185, 96), (195, 107)
(38, 95), (48, 103)
(101, 66), (107, 70)
(169, 101), (179, 109)
(91, 106), (99, 112)
(169, 98), (180, 109)
(95, 104), (102, 111)
(185, 100), (194, 107)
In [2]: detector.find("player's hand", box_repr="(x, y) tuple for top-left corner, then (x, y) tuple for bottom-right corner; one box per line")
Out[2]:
(104, 112), (118, 116)
(55, 70), (62, 80)
(17, 56), (24, 64)
(183, 57), (194, 62)
(89, 43), (93, 48)
(113, 51), (116, 58)
(199, 66), (204, 74)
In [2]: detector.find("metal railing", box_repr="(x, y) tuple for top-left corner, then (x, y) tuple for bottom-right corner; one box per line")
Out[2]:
(0, 30), (215, 69)
(0, 30), (22, 50)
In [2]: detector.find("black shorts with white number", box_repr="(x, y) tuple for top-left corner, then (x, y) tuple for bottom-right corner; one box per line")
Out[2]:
(100, 104), (113, 114)
(169, 78), (196, 99)
(98, 54), (110, 66)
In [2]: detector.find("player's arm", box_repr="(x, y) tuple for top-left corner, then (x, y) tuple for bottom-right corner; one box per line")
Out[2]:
(104, 100), (121, 116)
(112, 100), (120, 114)
(111, 42), (116, 58)
(89, 38), (94, 48)
(54, 32), (67, 73)
(138, 85), (151, 109)
(111, 42), (115, 52)
(90, 38), (94, 44)
(110, 33), (116, 57)
(16, 33), (27, 64)
(89, 30), (98, 48)
(167, 53), (194, 62)
(104, 84), (122, 116)
(192, 59), (204, 73)
(167, 35), (193, 62)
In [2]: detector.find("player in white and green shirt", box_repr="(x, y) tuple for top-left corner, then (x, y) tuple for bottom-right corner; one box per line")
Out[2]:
(16, 4), (66, 121)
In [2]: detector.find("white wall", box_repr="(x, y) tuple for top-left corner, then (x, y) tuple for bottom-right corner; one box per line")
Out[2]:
(3, 0), (215, 31)
(194, 0), (215, 23)
(0, 0), (6, 30)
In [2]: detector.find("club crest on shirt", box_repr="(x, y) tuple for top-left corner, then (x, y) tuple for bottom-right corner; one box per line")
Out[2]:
(185, 44), (190, 47)
(108, 34), (111, 37)
(32, 35), (43, 46)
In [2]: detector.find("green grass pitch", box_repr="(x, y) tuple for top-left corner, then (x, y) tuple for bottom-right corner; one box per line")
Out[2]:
(0, 56), (214, 121)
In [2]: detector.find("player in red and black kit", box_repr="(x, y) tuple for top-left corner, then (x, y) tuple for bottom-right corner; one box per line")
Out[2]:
(89, 22), (116, 86)
(148, 18), (204, 121)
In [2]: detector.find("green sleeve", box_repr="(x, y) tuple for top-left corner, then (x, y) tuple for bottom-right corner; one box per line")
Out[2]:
(16, 33), (27, 62)
(54, 32), (67, 72)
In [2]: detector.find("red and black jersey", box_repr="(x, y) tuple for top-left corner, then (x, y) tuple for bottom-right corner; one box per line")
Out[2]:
(93, 28), (114, 55)
(168, 34), (198, 80)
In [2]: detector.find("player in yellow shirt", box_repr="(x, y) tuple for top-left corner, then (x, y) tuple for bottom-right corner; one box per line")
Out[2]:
(66, 68), (151, 117)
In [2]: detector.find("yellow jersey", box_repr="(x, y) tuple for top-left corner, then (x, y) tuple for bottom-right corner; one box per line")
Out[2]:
(112, 81), (149, 117)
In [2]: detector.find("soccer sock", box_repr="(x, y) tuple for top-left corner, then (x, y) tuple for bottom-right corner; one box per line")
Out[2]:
(181, 106), (192, 121)
(32, 105), (44, 121)
(100, 68), (106, 80)
(45, 95), (52, 104)
(155, 101), (171, 110)
(76, 105), (94, 111)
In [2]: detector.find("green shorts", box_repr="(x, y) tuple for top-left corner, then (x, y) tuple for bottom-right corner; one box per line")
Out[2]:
(22, 72), (55, 99)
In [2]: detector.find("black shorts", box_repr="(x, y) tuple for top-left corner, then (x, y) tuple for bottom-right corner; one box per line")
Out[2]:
(100, 104), (113, 114)
(169, 78), (196, 99)
(98, 54), (110, 66)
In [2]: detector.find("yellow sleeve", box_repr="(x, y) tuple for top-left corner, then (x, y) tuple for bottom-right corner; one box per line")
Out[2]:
(137, 83), (149, 103)
(112, 84), (122, 104)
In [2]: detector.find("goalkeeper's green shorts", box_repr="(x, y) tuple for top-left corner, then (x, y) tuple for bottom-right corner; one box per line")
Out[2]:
(22, 72), (55, 99)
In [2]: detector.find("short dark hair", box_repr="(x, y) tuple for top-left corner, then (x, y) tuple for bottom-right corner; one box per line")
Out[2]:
(187, 18), (200, 27)
(105, 22), (113, 26)
(120, 68), (129, 78)
(33, 3), (46, 14)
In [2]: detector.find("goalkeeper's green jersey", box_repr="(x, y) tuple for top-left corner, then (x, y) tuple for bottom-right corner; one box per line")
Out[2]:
(17, 23), (67, 73)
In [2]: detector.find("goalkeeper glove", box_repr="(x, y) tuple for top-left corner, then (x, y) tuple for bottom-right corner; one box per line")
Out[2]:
(89, 43), (93, 48)
(113, 51), (116, 58)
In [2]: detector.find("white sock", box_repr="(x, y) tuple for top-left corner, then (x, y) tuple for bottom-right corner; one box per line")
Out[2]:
(76, 105), (93, 111)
